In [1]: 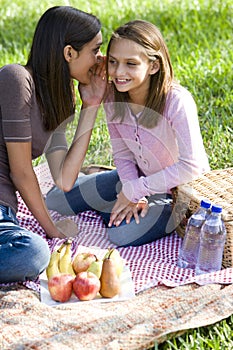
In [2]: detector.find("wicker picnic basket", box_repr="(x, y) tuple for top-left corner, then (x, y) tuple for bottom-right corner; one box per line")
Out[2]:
(172, 167), (233, 268)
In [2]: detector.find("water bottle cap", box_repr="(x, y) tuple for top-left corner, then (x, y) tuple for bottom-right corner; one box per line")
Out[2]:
(200, 199), (211, 209)
(211, 204), (222, 213)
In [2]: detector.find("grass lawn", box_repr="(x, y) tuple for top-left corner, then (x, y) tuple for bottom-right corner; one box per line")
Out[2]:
(1, 0), (232, 348)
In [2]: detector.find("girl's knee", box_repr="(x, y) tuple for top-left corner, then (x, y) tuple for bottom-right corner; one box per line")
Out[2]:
(107, 226), (132, 247)
(0, 231), (50, 282)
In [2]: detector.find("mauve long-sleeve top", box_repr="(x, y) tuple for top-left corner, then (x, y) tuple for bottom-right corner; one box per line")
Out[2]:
(104, 84), (210, 203)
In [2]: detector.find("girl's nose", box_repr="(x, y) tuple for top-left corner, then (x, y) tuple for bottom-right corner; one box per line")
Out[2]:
(115, 63), (125, 75)
(96, 54), (103, 63)
(96, 49), (104, 61)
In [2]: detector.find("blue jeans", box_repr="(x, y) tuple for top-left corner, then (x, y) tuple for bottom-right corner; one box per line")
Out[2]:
(46, 170), (175, 247)
(0, 205), (50, 283)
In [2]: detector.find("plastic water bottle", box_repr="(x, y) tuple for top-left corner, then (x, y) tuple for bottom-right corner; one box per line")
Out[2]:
(178, 199), (211, 269)
(195, 204), (226, 275)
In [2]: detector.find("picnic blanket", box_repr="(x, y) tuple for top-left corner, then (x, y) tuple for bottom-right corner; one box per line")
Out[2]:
(15, 162), (233, 292)
(1, 162), (233, 349)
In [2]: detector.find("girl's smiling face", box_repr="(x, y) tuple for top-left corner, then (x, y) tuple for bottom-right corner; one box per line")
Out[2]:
(108, 38), (159, 103)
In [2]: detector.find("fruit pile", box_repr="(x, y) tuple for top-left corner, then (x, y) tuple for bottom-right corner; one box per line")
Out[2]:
(46, 239), (124, 303)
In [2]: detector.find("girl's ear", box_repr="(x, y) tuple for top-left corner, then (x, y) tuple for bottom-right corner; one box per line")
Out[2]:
(149, 60), (160, 75)
(64, 45), (73, 62)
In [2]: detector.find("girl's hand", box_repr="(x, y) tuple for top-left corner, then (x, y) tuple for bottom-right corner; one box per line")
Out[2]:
(54, 218), (78, 238)
(79, 56), (107, 107)
(47, 228), (66, 240)
(108, 191), (149, 227)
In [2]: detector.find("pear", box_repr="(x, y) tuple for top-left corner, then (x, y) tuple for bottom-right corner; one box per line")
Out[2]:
(99, 254), (121, 298)
(103, 248), (124, 277)
(87, 259), (103, 279)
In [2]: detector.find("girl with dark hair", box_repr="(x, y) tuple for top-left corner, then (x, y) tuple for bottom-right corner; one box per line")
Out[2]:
(0, 6), (106, 283)
(46, 20), (209, 247)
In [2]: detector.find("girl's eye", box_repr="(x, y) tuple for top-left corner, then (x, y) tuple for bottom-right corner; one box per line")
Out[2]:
(127, 62), (136, 66)
(109, 59), (116, 64)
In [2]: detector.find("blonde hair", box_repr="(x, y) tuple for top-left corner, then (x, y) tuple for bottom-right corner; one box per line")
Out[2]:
(106, 20), (174, 128)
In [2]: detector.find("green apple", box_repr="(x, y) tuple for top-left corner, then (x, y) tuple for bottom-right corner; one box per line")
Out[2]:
(87, 259), (103, 279)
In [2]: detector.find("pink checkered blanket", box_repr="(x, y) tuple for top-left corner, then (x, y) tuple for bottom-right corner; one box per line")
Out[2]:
(2, 163), (233, 294)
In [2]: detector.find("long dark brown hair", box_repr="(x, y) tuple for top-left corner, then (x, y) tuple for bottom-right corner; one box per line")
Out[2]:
(26, 6), (101, 131)
(106, 20), (174, 128)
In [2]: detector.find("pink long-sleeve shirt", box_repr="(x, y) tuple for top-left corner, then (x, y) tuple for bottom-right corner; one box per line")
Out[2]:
(104, 84), (210, 203)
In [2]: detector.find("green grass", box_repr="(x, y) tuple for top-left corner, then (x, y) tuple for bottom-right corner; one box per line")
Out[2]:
(157, 317), (233, 349)
(1, 0), (233, 348)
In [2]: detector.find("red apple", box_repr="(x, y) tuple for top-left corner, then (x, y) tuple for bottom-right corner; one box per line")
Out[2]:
(72, 252), (97, 274)
(48, 273), (74, 303)
(73, 271), (100, 301)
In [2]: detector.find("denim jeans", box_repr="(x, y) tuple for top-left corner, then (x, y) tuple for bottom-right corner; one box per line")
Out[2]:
(46, 170), (175, 247)
(0, 204), (50, 283)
